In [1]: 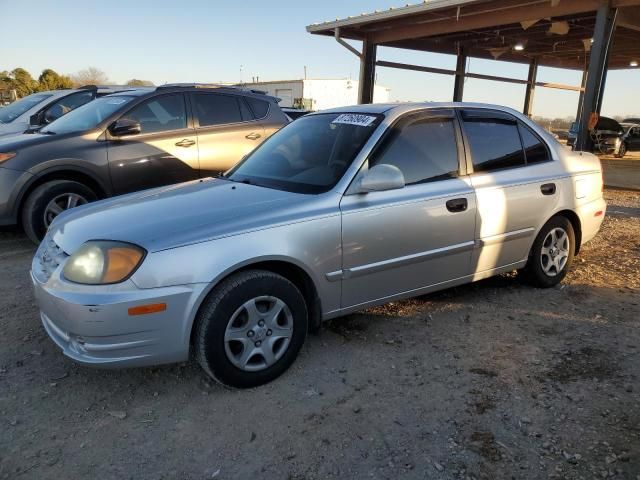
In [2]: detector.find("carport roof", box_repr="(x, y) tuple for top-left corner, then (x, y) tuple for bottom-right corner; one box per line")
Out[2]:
(307, 0), (640, 70)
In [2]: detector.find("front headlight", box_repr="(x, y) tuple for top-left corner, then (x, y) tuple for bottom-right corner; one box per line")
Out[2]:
(0, 152), (17, 164)
(63, 241), (145, 285)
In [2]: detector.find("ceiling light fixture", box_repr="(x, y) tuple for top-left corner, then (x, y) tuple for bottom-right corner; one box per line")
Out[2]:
(631, 60), (639, 67)
(514, 43), (525, 51)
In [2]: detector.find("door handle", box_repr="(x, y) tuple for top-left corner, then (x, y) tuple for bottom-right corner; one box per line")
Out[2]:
(175, 139), (196, 147)
(245, 132), (262, 140)
(540, 183), (556, 195)
(446, 198), (468, 213)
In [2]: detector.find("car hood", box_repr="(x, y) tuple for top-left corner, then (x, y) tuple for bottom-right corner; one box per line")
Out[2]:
(0, 122), (29, 138)
(0, 131), (59, 149)
(50, 178), (332, 253)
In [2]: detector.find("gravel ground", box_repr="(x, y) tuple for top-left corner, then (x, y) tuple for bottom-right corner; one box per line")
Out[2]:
(0, 189), (638, 480)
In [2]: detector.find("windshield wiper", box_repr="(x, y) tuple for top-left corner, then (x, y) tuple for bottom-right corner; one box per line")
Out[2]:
(40, 130), (56, 135)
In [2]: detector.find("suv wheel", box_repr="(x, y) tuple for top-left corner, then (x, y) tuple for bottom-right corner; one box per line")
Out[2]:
(22, 180), (96, 244)
(195, 270), (308, 388)
(523, 216), (575, 288)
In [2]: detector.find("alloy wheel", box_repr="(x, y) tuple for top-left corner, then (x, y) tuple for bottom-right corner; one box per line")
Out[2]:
(43, 193), (88, 227)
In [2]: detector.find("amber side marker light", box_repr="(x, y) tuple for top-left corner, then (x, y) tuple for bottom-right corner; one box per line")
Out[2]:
(595, 211), (604, 217)
(128, 303), (167, 316)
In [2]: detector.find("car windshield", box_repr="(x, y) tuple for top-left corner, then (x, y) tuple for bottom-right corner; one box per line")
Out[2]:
(227, 112), (382, 193)
(0, 93), (53, 124)
(40, 95), (136, 134)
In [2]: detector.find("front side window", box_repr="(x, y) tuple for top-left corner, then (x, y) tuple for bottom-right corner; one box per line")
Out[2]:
(462, 111), (525, 172)
(227, 112), (382, 193)
(193, 93), (245, 127)
(40, 95), (136, 135)
(370, 115), (459, 185)
(519, 122), (550, 164)
(0, 93), (53, 123)
(122, 94), (187, 134)
(43, 91), (95, 123)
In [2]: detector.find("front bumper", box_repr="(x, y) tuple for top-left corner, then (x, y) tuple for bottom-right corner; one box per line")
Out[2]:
(31, 264), (208, 368)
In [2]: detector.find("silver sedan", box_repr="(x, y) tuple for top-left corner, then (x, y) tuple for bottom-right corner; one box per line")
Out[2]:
(31, 103), (606, 388)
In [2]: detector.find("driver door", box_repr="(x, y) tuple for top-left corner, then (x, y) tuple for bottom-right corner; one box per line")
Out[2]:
(339, 110), (476, 308)
(107, 93), (200, 194)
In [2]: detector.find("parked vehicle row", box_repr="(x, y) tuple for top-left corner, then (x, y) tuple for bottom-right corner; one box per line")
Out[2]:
(0, 84), (288, 242)
(31, 102), (606, 387)
(0, 85), (133, 138)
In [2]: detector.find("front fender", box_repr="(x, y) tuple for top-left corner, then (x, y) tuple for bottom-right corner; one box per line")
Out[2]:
(131, 216), (342, 313)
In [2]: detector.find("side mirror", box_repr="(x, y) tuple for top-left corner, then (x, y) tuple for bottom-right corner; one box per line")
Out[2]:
(29, 112), (43, 127)
(109, 119), (142, 137)
(356, 164), (405, 193)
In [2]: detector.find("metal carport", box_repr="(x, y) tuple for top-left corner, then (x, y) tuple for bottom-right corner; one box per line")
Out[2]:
(307, 0), (640, 151)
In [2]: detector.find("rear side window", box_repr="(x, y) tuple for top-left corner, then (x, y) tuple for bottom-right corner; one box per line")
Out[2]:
(246, 97), (270, 119)
(193, 93), (243, 126)
(519, 122), (550, 164)
(123, 94), (187, 134)
(462, 111), (525, 172)
(371, 115), (460, 185)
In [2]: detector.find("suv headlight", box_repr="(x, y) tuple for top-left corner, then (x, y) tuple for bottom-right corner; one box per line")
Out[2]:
(63, 241), (145, 285)
(0, 152), (17, 164)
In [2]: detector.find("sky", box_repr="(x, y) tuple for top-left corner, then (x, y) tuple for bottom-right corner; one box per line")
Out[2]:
(1, 0), (638, 119)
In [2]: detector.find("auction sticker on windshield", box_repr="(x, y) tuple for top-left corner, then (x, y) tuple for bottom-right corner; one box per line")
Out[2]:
(332, 114), (377, 127)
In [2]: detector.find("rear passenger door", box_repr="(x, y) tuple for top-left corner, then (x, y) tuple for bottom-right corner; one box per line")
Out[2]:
(340, 110), (476, 308)
(107, 93), (200, 194)
(190, 93), (265, 176)
(459, 109), (558, 274)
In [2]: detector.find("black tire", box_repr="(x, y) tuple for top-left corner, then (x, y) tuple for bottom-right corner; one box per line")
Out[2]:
(194, 270), (308, 388)
(21, 180), (97, 244)
(523, 216), (575, 288)
(614, 142), (627, 158)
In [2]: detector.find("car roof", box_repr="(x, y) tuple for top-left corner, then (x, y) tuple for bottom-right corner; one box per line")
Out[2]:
(132, 84), (281, 102)
(312, 102), (526, 117)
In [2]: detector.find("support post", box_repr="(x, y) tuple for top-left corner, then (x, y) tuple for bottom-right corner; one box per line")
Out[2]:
(453, 47), (467, 102)
(358, 39), (377, 104)
(575, 69), (588, 123)
(577, 4), (618, 151)
(523, 58), (539, 117)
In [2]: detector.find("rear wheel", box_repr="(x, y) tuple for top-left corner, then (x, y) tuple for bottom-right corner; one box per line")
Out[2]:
(21, 180), (96, 244)
(523, 216), (575, 288)
(195, 270), (308, 388)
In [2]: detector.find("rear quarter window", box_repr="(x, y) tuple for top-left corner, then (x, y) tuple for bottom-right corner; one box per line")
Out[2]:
(246, 98), (270, 119)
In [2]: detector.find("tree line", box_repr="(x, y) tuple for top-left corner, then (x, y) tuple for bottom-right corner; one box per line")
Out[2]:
(0, 67), (154, 98)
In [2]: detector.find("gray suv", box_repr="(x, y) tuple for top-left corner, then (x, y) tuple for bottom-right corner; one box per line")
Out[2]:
(0, 84), (288, 242)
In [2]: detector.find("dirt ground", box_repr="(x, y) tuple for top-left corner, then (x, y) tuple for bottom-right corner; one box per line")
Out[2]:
(0, 189), (638, 480)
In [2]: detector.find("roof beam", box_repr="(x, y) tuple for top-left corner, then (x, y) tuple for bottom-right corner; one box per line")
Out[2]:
(618, 7), (640, 32)
(375, 59), (584, 90)
(370, 0), (609, 44)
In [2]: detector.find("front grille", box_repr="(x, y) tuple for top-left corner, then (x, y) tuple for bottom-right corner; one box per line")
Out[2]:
(35, 236), (68, 282)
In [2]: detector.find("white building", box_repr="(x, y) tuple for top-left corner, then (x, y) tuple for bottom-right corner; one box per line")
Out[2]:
(239, 78), (390, 111)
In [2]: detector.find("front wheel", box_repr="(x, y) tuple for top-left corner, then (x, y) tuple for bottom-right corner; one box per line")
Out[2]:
(523, 216), (575, 288)
(194, 270), (308, 388)
(615, 142), (627, 158)
(21, 180), (97, 244)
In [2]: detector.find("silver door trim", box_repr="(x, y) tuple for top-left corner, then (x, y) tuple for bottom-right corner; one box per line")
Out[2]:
(325, 240), (475, 282)
(323, 258), (528, 319)
(475, 227), (535, 248)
